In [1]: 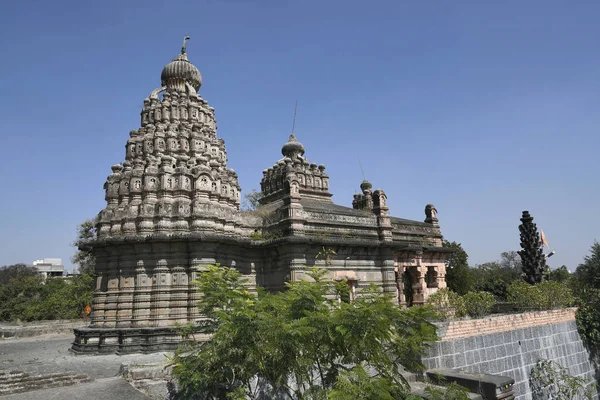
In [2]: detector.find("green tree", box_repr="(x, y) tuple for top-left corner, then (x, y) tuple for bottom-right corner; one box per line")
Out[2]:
(549, 265), (571, 283)
(442, 241), (473, 295)
(0, 273), (43, 321)
(0, 263), (38, 285)
(241, 189), (263, 211)
(0, 272), (94, 322)
(172, 265), (446, 400)
(573, 242), (600, 295)
(472, 259), (521, 301)
(499, 251), (522, 271)
(573, 242), (600, 355)
(517, 211), (548, 284)
(71, 218), (97, 275)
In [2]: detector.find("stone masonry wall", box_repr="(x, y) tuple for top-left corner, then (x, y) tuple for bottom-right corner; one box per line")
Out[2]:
(422, 309), (598, 400)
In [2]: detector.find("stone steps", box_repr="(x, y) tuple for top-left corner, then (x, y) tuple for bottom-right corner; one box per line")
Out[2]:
(0, 369), (91, 396)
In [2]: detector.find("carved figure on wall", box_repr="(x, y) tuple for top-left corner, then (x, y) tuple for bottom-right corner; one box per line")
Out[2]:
(377, 191), (387, 208)
(127, 143), (136, 159)
(144, 140), (154, 154)
(291, 182), (299, 194)
(199, 176), (210, 189)
(168, 138), (178, 152)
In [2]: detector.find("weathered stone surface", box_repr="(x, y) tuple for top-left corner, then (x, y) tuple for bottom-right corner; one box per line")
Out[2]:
(0, 320), (86, 339)
(75, 38), (451, 353)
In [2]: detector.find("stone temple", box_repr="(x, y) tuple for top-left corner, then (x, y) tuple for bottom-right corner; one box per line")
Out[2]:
(72, 38), (451, 354)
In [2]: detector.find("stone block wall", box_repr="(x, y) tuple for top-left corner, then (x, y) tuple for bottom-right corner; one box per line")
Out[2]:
(422, 308), (598, 399)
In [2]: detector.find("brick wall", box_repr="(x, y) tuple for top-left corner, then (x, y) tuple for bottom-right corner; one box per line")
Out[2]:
(437, 308), (578, 341)
(422, 309), (598, 400)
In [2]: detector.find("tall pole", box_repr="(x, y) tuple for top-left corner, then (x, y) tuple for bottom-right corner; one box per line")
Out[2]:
(291, 100), (298, 134)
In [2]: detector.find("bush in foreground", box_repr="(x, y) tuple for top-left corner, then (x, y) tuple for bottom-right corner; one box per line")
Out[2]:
(171, 265), (458, 400)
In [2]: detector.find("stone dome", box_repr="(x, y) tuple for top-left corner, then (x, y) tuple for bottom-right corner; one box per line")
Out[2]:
(281, 134), (305, 158)
(161, 53), (202, 92)
(360, 179), (372, 192)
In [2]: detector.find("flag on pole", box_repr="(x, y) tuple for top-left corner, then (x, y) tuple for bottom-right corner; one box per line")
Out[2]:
(541, 230), (549, 248)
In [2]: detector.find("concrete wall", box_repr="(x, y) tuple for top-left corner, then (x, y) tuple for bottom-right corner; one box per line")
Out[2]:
(422, 309), (598, 399)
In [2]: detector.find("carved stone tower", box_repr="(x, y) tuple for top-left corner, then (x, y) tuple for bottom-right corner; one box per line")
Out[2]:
(72, 39), (257, 354)
(72, 39), (451, 354)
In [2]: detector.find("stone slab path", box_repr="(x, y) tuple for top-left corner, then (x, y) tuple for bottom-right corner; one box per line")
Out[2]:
(0, 333), (170, 398)
(0, 377), (150, 399)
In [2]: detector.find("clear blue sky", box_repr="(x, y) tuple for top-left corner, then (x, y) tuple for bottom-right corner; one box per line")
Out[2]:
(1, 0), (598, 272)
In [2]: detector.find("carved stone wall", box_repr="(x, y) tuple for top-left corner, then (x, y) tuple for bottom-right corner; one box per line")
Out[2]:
(97, 68), (252, 240)
(89, 240), (261, 330)
(75, 42), (452, 354)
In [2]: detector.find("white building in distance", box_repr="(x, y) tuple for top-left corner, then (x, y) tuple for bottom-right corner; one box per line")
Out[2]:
(32, 258), (64, 278)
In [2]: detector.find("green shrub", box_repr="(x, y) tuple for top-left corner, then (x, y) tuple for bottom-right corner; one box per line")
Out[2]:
(427, 288), (466, 320)
(576, 292), (600, 353)
(507, 281), (574, 311)
(462, 291), (496, 318)
(529, 358), (594, 399)
(537, 281), (574, 309)
(507, 281), (542, 310)
(172, 265), (440, 399)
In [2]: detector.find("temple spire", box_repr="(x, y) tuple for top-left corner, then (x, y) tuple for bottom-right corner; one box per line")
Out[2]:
(181, 35), (190, 54)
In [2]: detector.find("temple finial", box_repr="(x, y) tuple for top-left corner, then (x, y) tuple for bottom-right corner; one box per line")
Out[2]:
(181, 36), (190, 54)
(291, 100), (298, 134)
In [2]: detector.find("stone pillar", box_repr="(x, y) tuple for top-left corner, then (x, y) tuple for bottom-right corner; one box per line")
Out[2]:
(150, 259), (170, 327)
(103, 257), (119, 328)
(410, 265), (427, 306)
(187, 258), (202, 322)
(246, 263), (258, 296)
(170, 250), (189, 325)
(116, 250), (136, 327)
(434, 263), (447, 290)
(395, 264), (407, 307)
(90, 271), (106, 327)
(132, 260), (151, 327)
(381, 259), (398, 304)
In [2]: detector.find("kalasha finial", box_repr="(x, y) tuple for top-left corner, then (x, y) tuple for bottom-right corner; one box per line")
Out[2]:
(181, 35), (190, 54)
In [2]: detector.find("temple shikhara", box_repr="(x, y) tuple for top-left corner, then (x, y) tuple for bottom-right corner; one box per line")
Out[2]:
(72, 38), (451, 353)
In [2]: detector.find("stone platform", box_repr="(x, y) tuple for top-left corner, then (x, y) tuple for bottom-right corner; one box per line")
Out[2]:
(71, 326), (184, 355)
